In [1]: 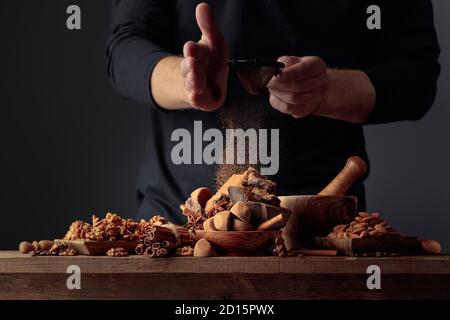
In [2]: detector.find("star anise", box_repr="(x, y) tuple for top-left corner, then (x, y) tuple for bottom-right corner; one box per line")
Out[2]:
(184, 213), (204, 232)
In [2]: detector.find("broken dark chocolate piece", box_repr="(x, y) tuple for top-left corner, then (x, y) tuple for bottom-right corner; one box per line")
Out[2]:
(244, 167), (277, 194)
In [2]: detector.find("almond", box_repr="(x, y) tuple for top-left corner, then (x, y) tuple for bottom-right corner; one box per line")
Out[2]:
(359, 212), (370, 217)
(360, 230), (369, 238)
(374, 224), (387, 233)
(352, 227), (366, 235)
(333, 224), (346, 232)
(353, 222), (369, 229)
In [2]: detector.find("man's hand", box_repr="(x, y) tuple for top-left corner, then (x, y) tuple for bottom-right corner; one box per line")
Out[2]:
(267, 56), (376, 123)
(151, 3), (228, 111)
(179, 3), (228, 111)
(267, 56), (328, 119)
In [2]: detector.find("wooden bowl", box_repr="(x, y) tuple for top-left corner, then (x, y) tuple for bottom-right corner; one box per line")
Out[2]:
(194, 230), (280, 256)
(279, 195), (357, 250)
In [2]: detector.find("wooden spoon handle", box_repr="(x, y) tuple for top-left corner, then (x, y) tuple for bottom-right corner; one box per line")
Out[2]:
(319, 156), (367, 196)
(257, 214), (285, 231)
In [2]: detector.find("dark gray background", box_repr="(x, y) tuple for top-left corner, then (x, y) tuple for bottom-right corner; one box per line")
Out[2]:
(0, 1), (448, 249)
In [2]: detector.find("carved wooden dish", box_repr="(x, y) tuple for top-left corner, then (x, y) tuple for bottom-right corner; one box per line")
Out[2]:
(55, 239), (139, 255)
(194, 230), (280, 256)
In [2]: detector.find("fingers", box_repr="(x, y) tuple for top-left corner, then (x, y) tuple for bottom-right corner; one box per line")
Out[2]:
(180, 56), (208, 78)
(181, 41), (209, 94)
(276, 56), (326, 83)
(180, 42), (209, 76)
(277, 56), (302, 68)
(189, 90), (211, 108)
(188, 90), (222, 112)
(269, 93), (320, 119)
(196, 3), (226, 49)
(185, 71), (207, 93)
(179, 3), (229, 111)
(267, 74), (328, 92)
(268, 89), (317, 107)
(269, 95), (299, 117)
(267, 55), (328, 118)
(183, 41), (208, 60)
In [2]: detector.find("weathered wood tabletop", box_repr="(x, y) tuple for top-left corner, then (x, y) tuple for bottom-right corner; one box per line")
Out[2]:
(1, 251), (449, 300)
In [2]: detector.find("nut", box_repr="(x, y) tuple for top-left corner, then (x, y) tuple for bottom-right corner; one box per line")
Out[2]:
(374, 224), (387, 233)
(328, 212), (401, 245)
(106, 247), (129, 257)
(333, 224), (346, 232)
(49, 243), (60, 253)
(176, 246), (194, 256)
(19, 241), (33, 254)
(353, 222), (369, 229)
(59, 247), (77, 256)
(421, 239), (442, 254)
(38, 240), (54, 251)
(32, 241), (39, 252)
(64, 213), (165, 241)
(358, 212), (370, 217)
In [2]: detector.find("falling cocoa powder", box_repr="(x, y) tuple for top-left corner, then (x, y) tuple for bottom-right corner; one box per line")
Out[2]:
(216, 95), (264, 189)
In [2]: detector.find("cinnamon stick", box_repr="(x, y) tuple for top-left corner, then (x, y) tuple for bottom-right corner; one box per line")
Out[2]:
(289, 249), (338, 257)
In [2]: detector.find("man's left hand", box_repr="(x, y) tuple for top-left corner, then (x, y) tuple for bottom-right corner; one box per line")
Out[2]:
(267, 56), (329, 119)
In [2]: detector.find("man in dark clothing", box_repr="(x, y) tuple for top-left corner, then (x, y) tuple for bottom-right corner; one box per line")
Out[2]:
(106, 1), (440, 224)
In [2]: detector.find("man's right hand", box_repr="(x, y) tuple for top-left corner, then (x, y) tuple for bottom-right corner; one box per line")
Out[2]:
(179, 3), (229, 111)
(151, 3), (228, 111)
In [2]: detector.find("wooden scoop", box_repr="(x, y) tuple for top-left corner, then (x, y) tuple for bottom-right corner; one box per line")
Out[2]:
(257, 156), (367, 231)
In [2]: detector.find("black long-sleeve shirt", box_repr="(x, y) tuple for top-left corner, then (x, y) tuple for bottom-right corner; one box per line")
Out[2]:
(106, 0), (440, 223)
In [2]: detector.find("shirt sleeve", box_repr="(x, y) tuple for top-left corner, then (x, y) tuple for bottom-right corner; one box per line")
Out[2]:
(106, 0), (174, 108)
(363, 0), (441, 124)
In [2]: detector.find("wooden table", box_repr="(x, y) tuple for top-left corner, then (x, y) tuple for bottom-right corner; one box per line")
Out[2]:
(1, 251), (449, 300)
